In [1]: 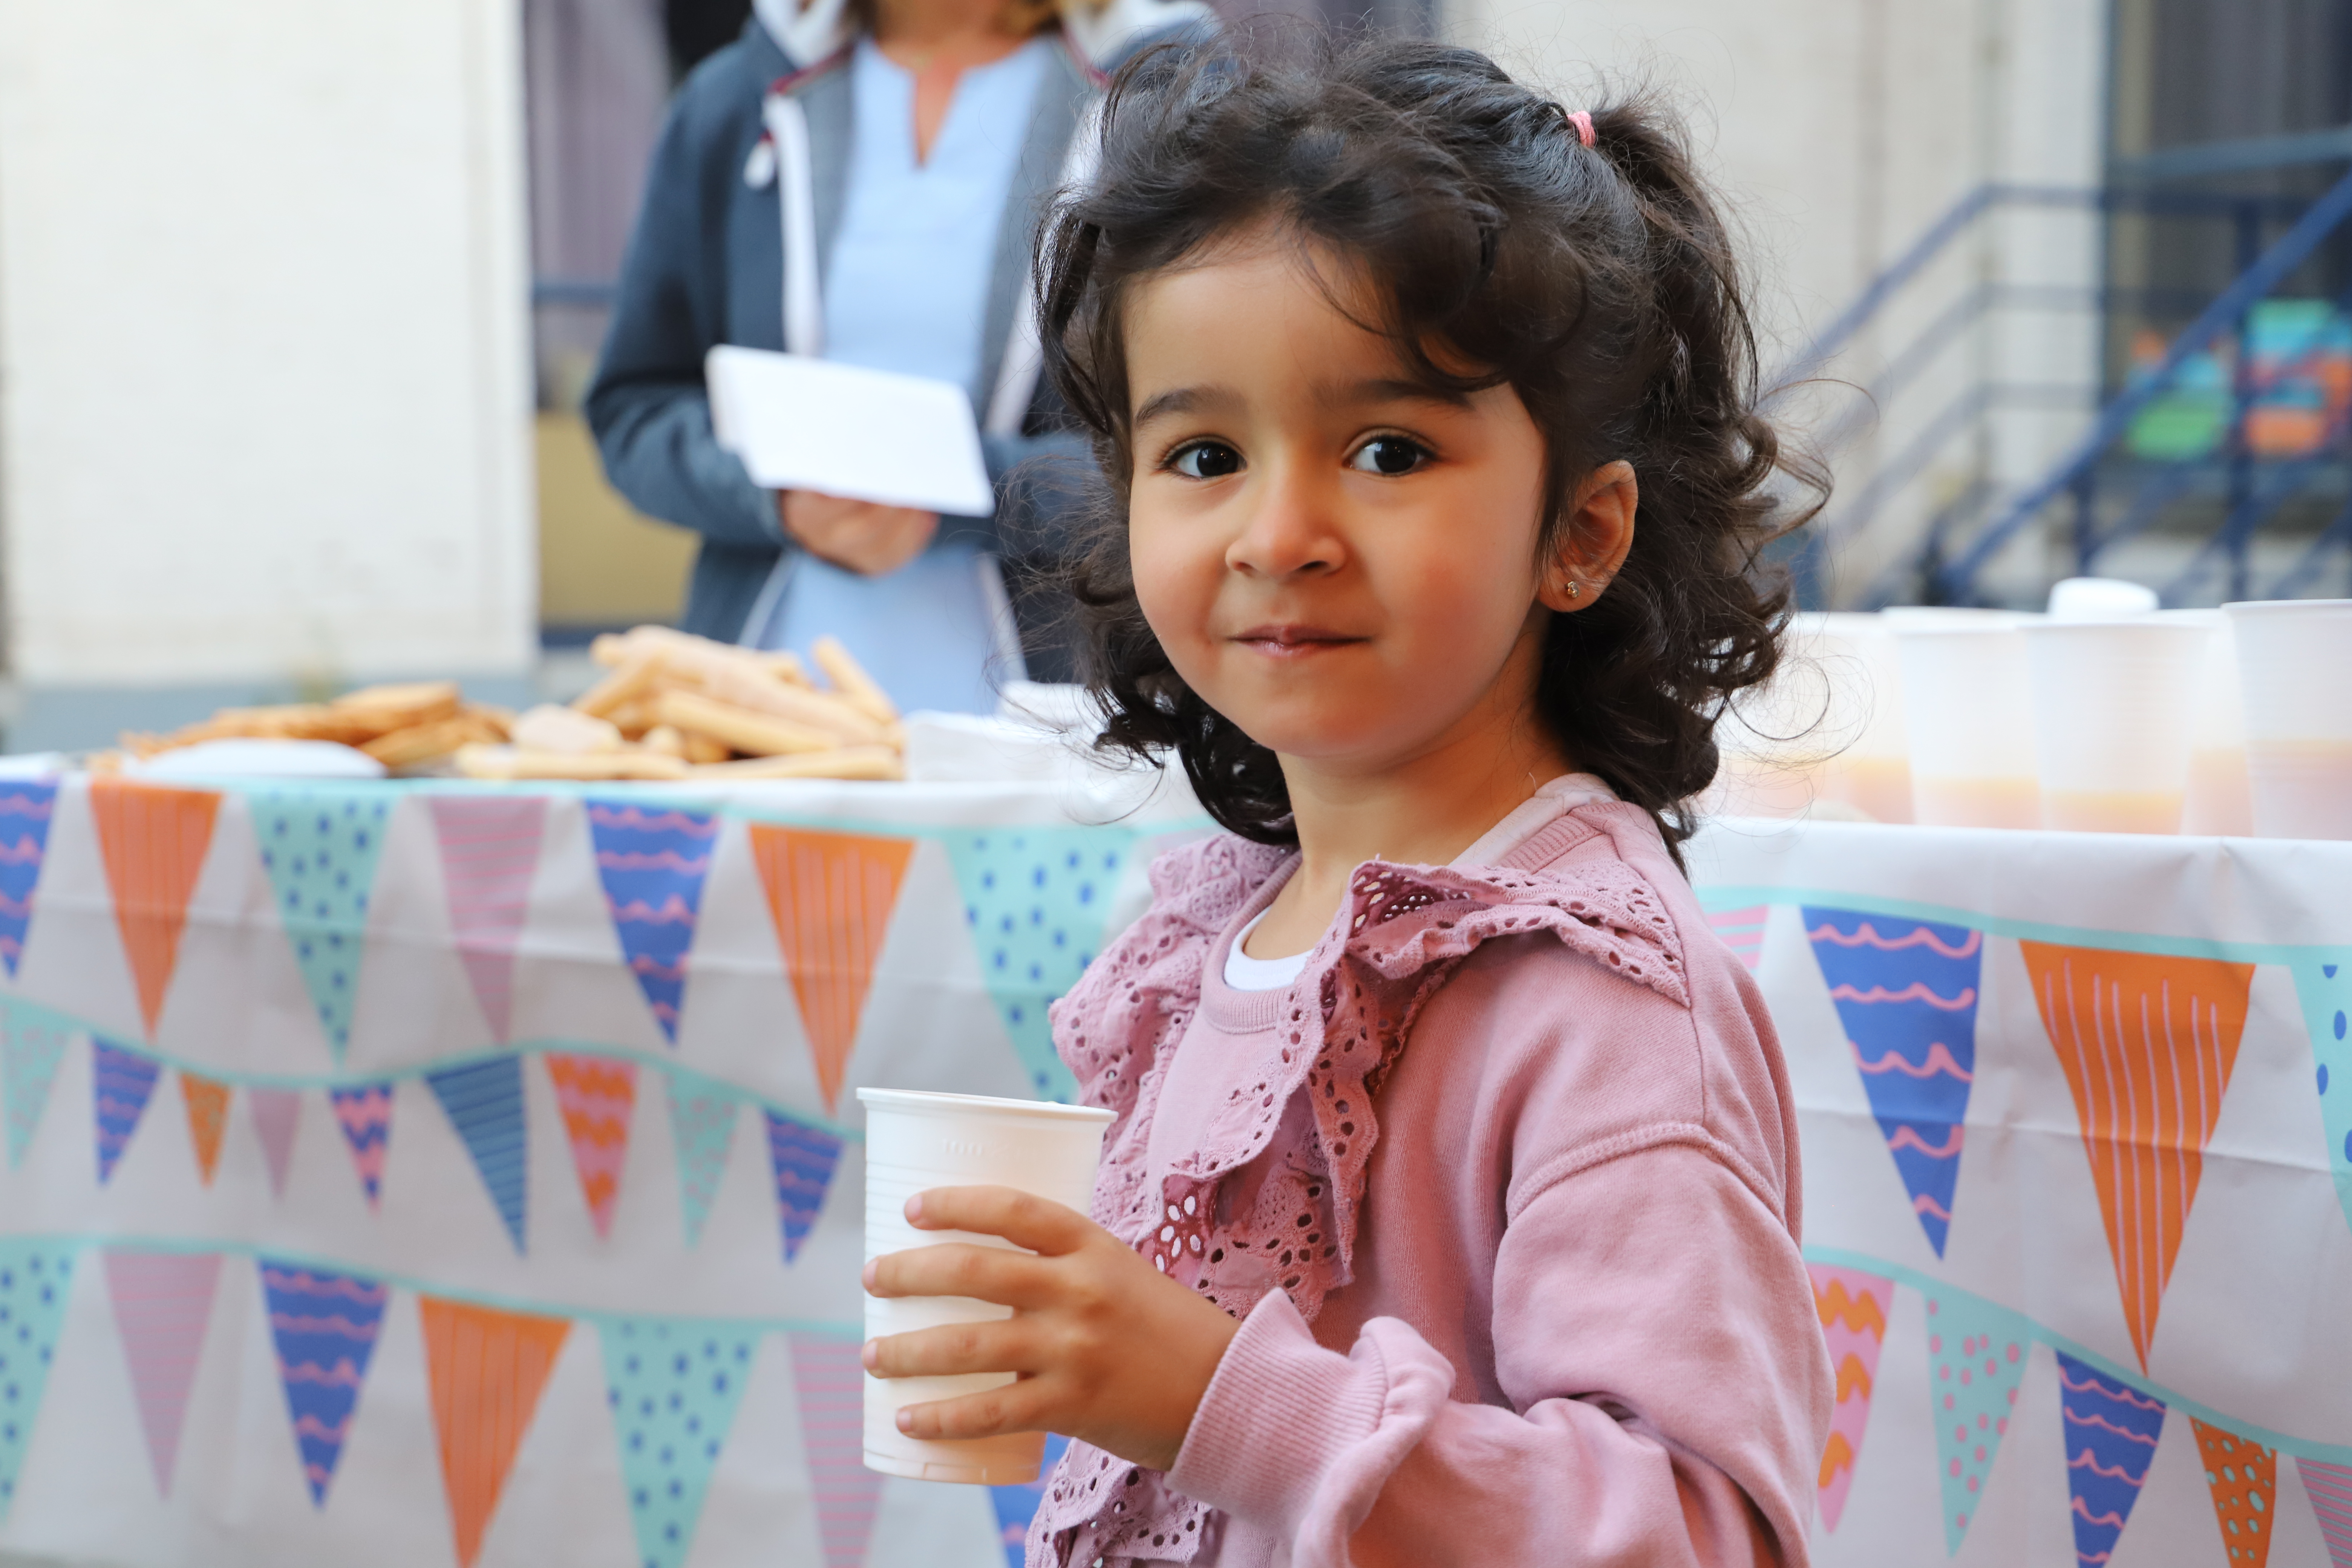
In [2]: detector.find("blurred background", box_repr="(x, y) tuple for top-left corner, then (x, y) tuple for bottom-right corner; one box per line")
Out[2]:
(0, 0), (2346, 750)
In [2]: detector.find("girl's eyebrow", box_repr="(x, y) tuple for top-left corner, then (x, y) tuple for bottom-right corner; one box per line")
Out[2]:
(1132, 385), (1237, 428)
(1318, 377), (1474, 411)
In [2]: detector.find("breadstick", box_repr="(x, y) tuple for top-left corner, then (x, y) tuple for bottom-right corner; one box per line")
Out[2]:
(686, 745), (904, 781)
(511, 704), (626, 755)
(655, 690), (837, 756)
(362, 715), (480, 768)
(590, 633), (634, 667)
(573, 651), (666, 719)
(624, 626), (814, 690)
(454, 744), (688, 781)
(810, 636), (897, 724)
(696, 660), (887, 744)
(642, 724), (687, 758)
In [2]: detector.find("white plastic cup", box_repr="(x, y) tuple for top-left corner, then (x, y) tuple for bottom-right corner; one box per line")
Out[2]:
(1893, 619), (2041, 827)
(2023, 620), (2210, 833)
(856, 1088), (1114, 1484)
(2222, 599), (2352, 839)
(1808, 612), (1914, 823)
(1706, 613), (1913, 821)
(2046, 577), (2161, 622)
(2152, 609), (2254, 835)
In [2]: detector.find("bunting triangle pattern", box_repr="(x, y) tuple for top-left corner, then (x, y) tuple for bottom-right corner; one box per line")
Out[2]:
(0, 1241), (78, 1521)
(250, 1087), (302, 1197)
(1808, 1264), (1891, 1532)
(545, 1053), (636, 1239)
(766, 1109), (844, 1264)
(1924, 1289), (2030, 1554)
(944, 829), (1130, 1101)
(259, 1259), (390, 1505)
(598, 1316), (760, 1568)
(2021, 943), (2255, 1368)
(2292, 953), (2352, 1238)
(88, 778), (220, 1038)
(427, 795), (548, 1044)
(1804, 908), (1983, 1255)
(180, 1072), (230, 1185)
(787, 1335), (882, 1568)
(1705, 903), (1769, 973)
(667, 1074), (743, 1248)
(990, 1433), (1072, 1568)
(2190, 1419), (2277, 1568)
(419, 1296), (571, 1568)
(0, 780), (58, 977)
(329, 1083), (394, 1209)
(426, 1058), (528, 1253)
(93, 1038), (161, 1184)
(2298, 1458), (2352, 1568)
(747, 826), (914, 1113)
(586, 802), (718, 1045)
(2056, 1352), (2165, 1568)
(2, 996), (73, 1168)
(251, 790), (391, 1059)
(104, 1250), (220, 1495)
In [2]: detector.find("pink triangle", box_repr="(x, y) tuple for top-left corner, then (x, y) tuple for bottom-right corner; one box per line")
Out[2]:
(249, 1088), (301, 1197)
(2301, 1459), (2352, 1568)
(789, 1335), (883, 1568)
(427, 796), (547, 1044)
(104, 1250), (222, 1494)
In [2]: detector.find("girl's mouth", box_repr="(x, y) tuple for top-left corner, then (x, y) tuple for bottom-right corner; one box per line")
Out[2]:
(1229, 624), (1367, 658)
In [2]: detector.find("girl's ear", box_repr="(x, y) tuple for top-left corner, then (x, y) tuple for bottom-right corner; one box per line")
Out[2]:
(1537, 461), (1638, 614)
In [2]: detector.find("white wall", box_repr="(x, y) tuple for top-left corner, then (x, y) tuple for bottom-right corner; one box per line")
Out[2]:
(0, 0), (537, 693)
(1439, 0), (2109, 603)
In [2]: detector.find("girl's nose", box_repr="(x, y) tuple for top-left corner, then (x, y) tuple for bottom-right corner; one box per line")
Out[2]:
(1225, 456), (1347, 579)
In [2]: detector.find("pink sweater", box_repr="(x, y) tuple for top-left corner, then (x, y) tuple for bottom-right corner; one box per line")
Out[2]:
(1028, 789), (1833, 1566)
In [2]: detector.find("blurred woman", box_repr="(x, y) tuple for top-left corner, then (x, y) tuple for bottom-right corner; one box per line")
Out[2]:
(589, 0), (1208, 712)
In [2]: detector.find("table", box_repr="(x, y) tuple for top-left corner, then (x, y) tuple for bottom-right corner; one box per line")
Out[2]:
(1689, 819), (2352, 1568)
(0, 770), (1202, 1568)
(2, 778), (2347, 1567)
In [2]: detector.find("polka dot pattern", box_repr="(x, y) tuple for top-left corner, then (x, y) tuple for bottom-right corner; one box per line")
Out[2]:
(253, 791), (390, 1058)
(944, 830), (1129, 1101)
(599, 1318), (758, 1568)
(0, 1243), (77, 1515)
(1925, 1292), (2029, 1554)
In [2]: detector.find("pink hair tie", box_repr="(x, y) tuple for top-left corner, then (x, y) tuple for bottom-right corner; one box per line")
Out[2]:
(1567, 109), (1596, 148)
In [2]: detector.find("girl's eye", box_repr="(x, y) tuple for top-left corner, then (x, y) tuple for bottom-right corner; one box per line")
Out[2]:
(1347, 435), (1430, 476)
(1169, 441), (1243, 479)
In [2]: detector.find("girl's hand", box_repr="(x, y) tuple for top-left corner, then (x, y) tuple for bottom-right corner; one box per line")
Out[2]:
(862, 1186), (1239, 1471)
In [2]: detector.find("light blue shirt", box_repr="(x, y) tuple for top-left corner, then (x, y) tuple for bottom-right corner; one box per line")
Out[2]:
(755, 36), (1050, 716)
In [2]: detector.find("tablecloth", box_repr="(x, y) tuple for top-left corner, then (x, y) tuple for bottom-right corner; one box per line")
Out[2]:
(2, 778), (2348, 1568)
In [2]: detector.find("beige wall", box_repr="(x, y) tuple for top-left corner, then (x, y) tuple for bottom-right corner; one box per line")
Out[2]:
(0, 0), (538, 689)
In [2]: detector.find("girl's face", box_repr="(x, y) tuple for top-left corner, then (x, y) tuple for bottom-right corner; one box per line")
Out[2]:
(1124, 236), (1589, 778)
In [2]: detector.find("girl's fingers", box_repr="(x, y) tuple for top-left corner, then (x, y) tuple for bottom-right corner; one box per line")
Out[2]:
(903, 1185), (1097, 1255)
(864, 1241), (1056, 1307)
(862, 1317), (1033, 1379)
(890, 1377), (1059, 1442)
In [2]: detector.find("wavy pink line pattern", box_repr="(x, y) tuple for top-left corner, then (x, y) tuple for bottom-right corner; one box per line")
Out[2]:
(0, 837), (42, 865)
(595, 848), (711, 875)
(1887, 1124), (1965, 1158)
(1809, 920), (1983, 959)
(0, 795), (54, 819)
(2070, 1497), (2132, 1527)
(2067, 1449), (2151, 1482)
(628, 954), (689, 982)
(269, 1312), (386, 1340)
(607, 896), (700, 926)
(1851, 1041), (1975, 1082)
(260, 1267), (388, 1305)
(292, 1412), (355, 1442)
(1830, 980), (1979, 1011)
(280, 1360), (369, 1388)
(1913, 1193), (1954, 1220)
(587, 806), (719, 836)
(2062, 1410), (2162, 1446)
(2058, 1364), (2168, 1410)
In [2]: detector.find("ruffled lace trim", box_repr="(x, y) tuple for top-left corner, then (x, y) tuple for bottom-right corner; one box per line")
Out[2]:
(1030, 828), (1688, 1566)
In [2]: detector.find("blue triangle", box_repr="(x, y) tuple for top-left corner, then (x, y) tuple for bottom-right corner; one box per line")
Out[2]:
(0, 781), (57, 979)
(426, 1057), (528, 1251)
(92, 1038), (161, 1184)
(258, 1258), (390, 1505)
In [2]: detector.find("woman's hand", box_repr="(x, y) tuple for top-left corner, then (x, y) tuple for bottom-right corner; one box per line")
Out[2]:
(779, 490), (939, 575)
(863, 1186), (1240, 1472)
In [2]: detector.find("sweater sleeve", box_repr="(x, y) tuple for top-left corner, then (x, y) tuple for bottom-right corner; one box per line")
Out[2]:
(1165, 1144), (1829, 1568)
(586, 88), (784, 554)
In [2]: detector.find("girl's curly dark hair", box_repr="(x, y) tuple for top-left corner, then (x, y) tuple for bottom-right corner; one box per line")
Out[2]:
(1036, 36), (1821, 859)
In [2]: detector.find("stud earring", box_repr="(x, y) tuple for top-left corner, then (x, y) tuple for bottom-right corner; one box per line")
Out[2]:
(1566, 580), (1582, 600)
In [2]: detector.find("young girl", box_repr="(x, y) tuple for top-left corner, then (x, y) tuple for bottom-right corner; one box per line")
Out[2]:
(862, 37), (1834, 1566)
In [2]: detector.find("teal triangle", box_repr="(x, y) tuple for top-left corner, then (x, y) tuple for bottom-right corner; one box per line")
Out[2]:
(1, 997), (73, 1169)
(1924, 1287), (2032, 1554)
(597, 1316), (760, 1568)
(2294, 949), (2352, 1240)
(252, 789), (391, 1059)
(0, 1240), (78, 1520)
(665, 1070), (741, 1249)
(943, 829), (1130, 1102)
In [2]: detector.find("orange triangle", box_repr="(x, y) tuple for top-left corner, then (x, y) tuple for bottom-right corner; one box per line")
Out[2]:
(542, 1053), (636, 1239)
(418, 1295), (571, 1568)
(747, 827), (914, 1113)
(89, 779), (221, 1038)
(2020, 942), (2253, 1369)
(2191, 1418), (2278, 1568)
(179, 1072), (231, 1185)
